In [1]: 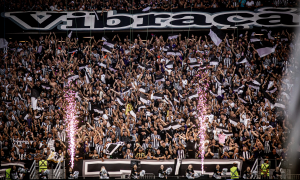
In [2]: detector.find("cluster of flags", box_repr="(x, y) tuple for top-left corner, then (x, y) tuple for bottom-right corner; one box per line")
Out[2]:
(207, 25), (287, 112)
(209, 26), (278, 58)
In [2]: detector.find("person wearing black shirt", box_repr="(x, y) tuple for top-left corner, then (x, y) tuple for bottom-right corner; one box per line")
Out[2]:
(158, 126), (166, 141)
(84, 146), (91, 159)
(99, 166), (110, 179)
(272, 167), (281, 179)
(186, 135), (196, 159)
(74, 149), (83, 161)
(269, 149), (281, 169)
(205, 148), (214, 159)
(158, 165), (167, 179)
(213, 165), (222, 179)
(154, 149), (165, 160)
(11, 165), (19, 180)
(29, 81), (42, 110)
(185, 165), (197, 179)
(67, 167), (74, 179)
(159, 142), (169, 155)
(54, 141), (62, 153)
(2, 141), (11, 156)
(243, 166), (253, 179)
(130, 164), (139, 179)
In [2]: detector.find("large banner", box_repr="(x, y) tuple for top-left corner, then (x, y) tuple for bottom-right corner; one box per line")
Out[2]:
(72, 159), (243, 178)
(1, 7), (298, 32)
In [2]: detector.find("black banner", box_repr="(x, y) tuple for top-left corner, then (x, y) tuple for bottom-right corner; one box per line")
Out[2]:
(72, 159), (243, 178)
(0, 7), (298, 33)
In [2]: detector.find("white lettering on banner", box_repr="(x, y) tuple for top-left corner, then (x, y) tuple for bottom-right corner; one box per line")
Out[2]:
(107, 18), (121, 26)
(13, 141), (34, 146)
(2, 7), (299, 31)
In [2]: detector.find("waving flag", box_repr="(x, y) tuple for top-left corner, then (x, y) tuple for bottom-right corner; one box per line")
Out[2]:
(209, 26), (226, 46)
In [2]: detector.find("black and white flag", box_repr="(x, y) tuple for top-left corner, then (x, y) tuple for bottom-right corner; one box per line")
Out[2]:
(163, 46), (170, 52)
(208, 26), (226, 46)
(274, 103), (285, 109)
(210, 58), (219, 66)
(139, 86), (146, 93)
(167, 50), (181, 56)
(168, 33), (179, 40)
(189, 58), (197, 63)
(268, 31), (275, 40)
(140, 94), (150, 104)
(138, 62), (145, 70)
(239, 97), (248, 104)
(68, 31), (72, 39)
(223, 131), (234, 138)
(67, 75), (79, 81)
(142, 6), (151, 12)
(98, 62), (107, 68)
(41, 84), (51, 90)
(163, 122), (182, 130)
(68, 48), (78, 54)
(189, 62), (201, 68)
(155, 74), (165, 83)
(248, 82), (260, 90)
(250, 36), (260, 42)
(236, 56), (250, 65)
(102, 35), (109, 42)
(187, 92), (198, 100)
(105, 142), (125, 155)
(138, 105), (147, 110)
(151, 93), (164, 100)
(166, 61), (174, 69)
(79, 65), (88, 70)
(253, 41), (277, 58)
(174, 97), (180, 103)
(103, 40), (115, 48)
(92, 105), (104, 114)
(122, 87), (131, 94)
(102, 45), (113, 53)
(229, 118), (240, 126)
(130, 110), (136, 119)
(116, 96), (126, 106)
(266, 86), (277, 94)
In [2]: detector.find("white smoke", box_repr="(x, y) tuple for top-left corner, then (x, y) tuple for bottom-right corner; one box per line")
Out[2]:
(283, 27), (300, 173)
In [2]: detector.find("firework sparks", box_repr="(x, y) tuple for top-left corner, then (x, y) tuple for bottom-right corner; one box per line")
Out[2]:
(64, 87), (77, 168)
(196, 70), (208, 174)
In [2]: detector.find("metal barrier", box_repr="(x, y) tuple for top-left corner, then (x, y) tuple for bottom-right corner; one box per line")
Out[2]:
(288, 174), (300, 179)
(140, 173), (155, 179)
(29, 160), (36, 179)
(53, 161), (61, 179)
(0, 174), (5, 180)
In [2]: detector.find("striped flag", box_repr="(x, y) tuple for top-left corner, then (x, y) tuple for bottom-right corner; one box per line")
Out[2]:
(116, 96), (126, 106)
(139, 86), (146, 93)
(163, 122), (182, 130)
(208, 26), (226, 46)
(68, 31), (72, 39)
(140, 94), (150, 104)
(253, 41), (277, 58)
(102, 45), (113, 53)
(168, 33), (179, 40)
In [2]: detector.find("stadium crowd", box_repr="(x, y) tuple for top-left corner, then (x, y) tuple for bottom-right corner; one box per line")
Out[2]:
(0, 26), (297, 173)
(0, 0), (298, 12)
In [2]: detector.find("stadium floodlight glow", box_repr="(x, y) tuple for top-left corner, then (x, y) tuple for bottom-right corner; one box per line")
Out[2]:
(195, 69), (208, 174)
(63, 85), (78, 169)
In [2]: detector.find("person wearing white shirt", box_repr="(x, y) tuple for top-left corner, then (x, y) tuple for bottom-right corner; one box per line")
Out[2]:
(50, 2), (57, 11)
(246, 0), (255, 7)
